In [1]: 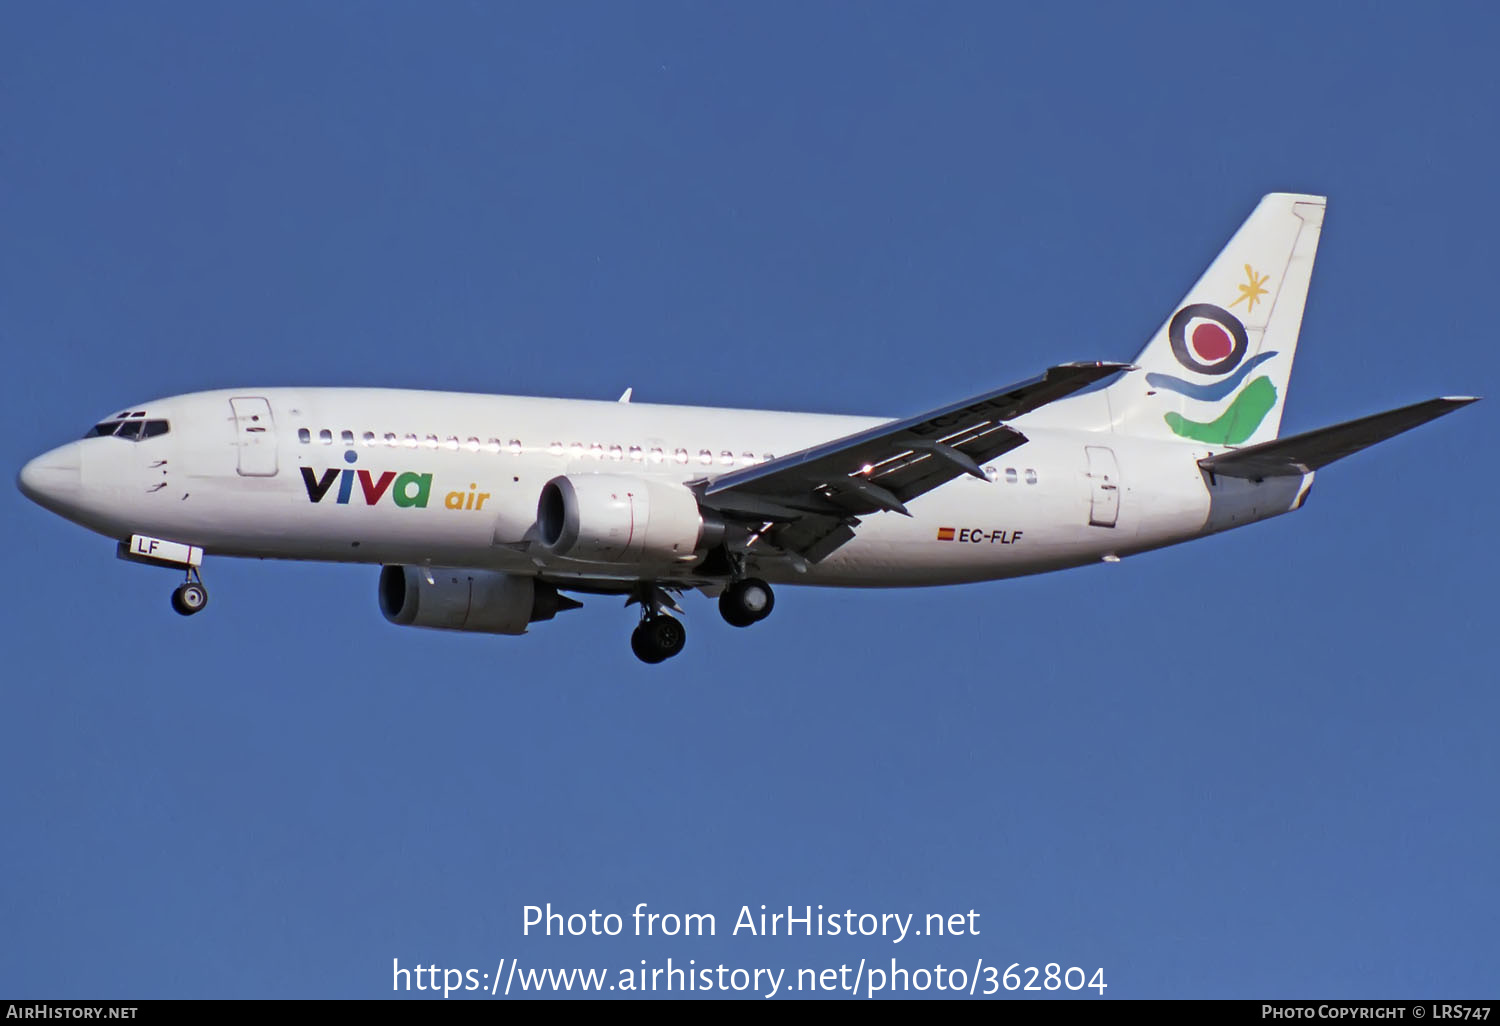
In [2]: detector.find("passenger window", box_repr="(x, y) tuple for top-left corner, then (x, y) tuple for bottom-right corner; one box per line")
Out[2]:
(588, 443), (603, 459)
(674, 448), (689, 464)
(984, 466), (999, 483)
(629, 446), (644, 461)
(298, 428), (310, 444)
(608, 445), (623, 461)
(384, 433), (398, 447)
(739, 451), (755, 465)
(648, 447), (664, 463)
(1005, 468), (1018, 484)
(1025, 469), (1038, 485)
(362, 431), (376, 446)
(509, 439), (523, 455)
(464, 438), (480, 452)
(486, 439), (502, 454)
(142, 420), (170, 439)
(423, 435), (439, 449)
(719, 451), (734, 465)
(442, 437), (459, 451)
(403, 434), (419, 449)
(319, 429), (333, 445)
(549, 442), (564, 456)
(569, 443), (584, 457)
(698, 449), (713, 465)
(341, 430), (354, 446)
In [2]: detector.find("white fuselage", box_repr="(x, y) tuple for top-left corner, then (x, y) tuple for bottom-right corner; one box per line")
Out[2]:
(21, 387), (1313, 589)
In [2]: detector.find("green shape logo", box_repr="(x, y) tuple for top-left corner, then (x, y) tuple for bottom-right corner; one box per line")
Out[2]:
(1164, 376), (1277, 445)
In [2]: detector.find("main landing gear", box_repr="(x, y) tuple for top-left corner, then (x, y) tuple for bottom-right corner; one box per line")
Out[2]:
(719, 577), (774, 628)
(170, 567), (209, 616)
(627, 575), (777, 664)
(631, 614), (686, 664)
(630, 584), (687, 664)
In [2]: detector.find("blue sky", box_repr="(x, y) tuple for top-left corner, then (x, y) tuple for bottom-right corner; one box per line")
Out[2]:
(3, 2), (1496, 999)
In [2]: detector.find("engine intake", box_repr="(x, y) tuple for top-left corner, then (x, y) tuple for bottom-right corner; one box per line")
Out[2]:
(536, 474), (712, 564)
(378, 565), (579, 635)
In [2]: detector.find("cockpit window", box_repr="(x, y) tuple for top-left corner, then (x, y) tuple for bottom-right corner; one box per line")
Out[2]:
(85, 419), (170, 441)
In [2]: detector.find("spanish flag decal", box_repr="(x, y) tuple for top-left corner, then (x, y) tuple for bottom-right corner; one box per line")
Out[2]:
(937, 527), (956, 541)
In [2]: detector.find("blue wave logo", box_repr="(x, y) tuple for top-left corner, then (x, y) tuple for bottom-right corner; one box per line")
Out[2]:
(1147, 351), (1278, 402)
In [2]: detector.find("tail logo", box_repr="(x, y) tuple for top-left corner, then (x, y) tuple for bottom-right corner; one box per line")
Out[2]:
(1168, 303), (1248, 376)
(1157, 299), (1280, 444)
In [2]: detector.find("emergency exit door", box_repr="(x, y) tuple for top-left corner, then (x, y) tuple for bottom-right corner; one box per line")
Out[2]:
(1085, 445), (1120, 528)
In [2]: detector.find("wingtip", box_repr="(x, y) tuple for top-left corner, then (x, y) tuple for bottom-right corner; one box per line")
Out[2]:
(1059, 360), (1135, 372)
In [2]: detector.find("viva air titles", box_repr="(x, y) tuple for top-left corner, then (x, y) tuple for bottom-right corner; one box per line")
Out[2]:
(300, 450), (491, 511)
(522, 903), (980, 943)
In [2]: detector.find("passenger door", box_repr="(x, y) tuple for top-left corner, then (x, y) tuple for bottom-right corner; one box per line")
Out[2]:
(229, 397), (278, 477)
(1085, 445), (1120, 528)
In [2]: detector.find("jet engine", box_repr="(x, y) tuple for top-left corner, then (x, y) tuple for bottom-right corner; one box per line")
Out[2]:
(378, 565), (579, 635)
(535, 474), (719, 563)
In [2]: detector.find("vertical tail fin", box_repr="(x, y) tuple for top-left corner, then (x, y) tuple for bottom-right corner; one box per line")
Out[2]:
(1106, 193), (1325, 445)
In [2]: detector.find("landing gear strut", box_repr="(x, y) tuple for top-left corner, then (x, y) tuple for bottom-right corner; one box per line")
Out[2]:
(170, 567), (208, 616)
(630, 585), (687, 664)
(719, 577), (774, 628)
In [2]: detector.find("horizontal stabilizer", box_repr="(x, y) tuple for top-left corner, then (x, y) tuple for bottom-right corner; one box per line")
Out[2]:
(1198, 396), (1479, 480)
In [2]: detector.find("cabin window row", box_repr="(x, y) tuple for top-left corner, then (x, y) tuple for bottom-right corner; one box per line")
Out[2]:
(296, 428), (773, 467)
(984, 466), (1040, 485)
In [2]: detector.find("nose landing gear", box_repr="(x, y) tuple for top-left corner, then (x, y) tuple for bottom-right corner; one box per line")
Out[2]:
(170, 567), (208, 616)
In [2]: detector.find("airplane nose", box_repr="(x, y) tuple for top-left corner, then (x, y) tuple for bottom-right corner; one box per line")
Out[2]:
(17, 442), (83, 513)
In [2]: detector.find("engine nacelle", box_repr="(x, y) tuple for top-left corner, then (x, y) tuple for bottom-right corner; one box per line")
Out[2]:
(378, 565), (576, 635)
(536, 474), (709, 564)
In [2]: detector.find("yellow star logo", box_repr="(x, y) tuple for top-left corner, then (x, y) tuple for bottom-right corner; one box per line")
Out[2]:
(1230, 264), (1271, 312)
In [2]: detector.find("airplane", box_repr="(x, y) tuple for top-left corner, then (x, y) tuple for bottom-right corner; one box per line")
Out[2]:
(16, 193), (1478, 663)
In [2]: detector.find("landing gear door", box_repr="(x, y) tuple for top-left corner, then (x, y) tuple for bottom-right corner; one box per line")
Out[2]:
(229, 397), (278, 477)
(1085, 445), (1120, 528)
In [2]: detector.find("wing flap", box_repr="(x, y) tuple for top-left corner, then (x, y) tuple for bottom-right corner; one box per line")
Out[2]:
(1198, 396), (1479, 480)
(764, 516), (857, 564)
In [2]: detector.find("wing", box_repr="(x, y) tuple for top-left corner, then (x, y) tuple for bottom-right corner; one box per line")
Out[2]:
(1198, 396), (1478, 480)
(699, 361), (1130, 560)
